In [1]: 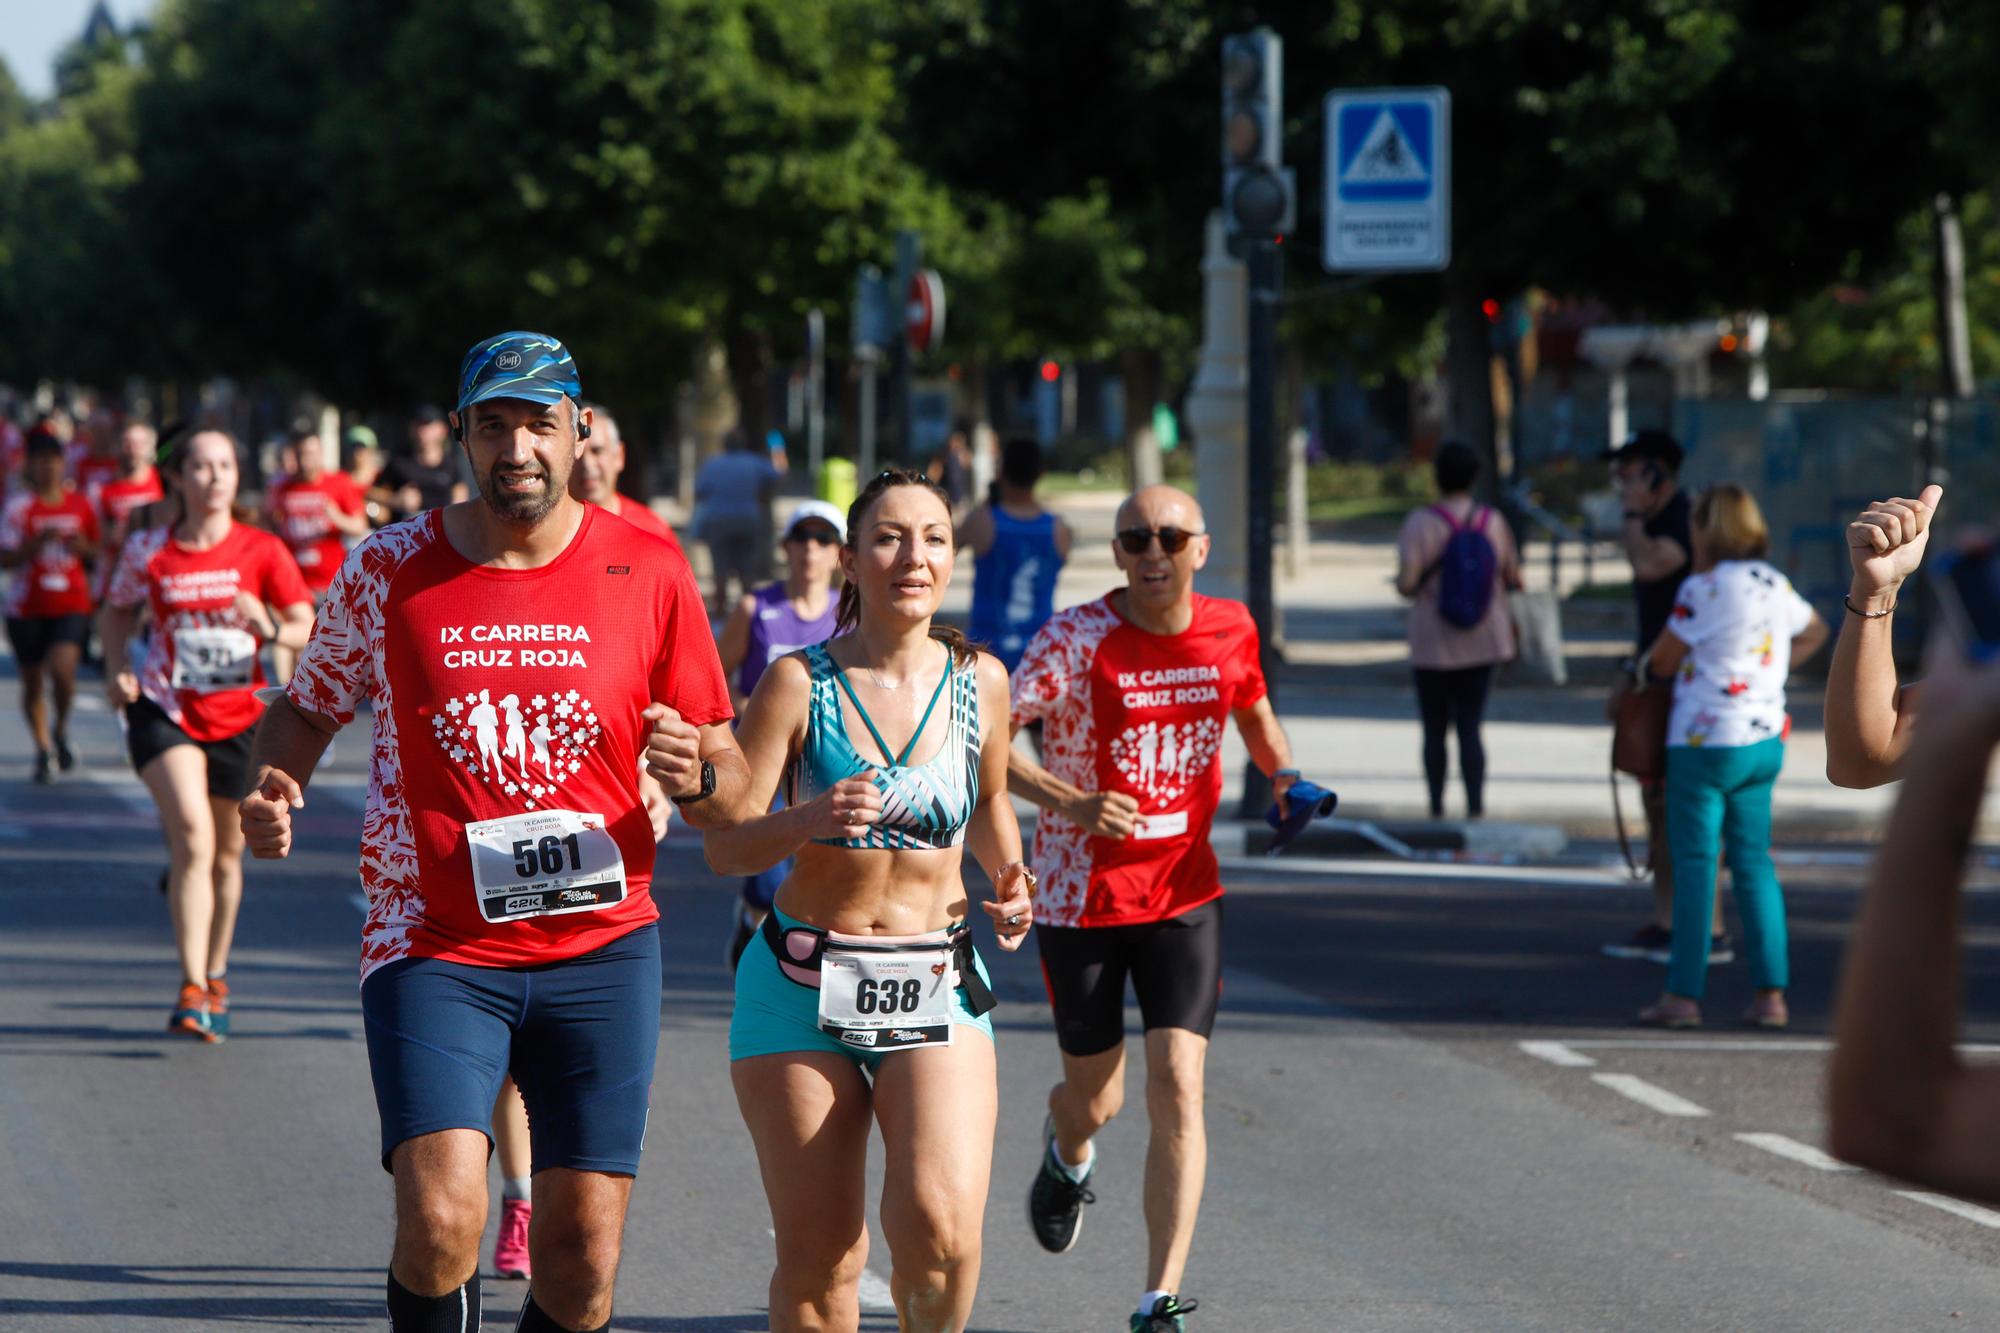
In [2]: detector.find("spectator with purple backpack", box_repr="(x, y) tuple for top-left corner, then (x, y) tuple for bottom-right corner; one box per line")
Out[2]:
(1395, 442), (1520, 819)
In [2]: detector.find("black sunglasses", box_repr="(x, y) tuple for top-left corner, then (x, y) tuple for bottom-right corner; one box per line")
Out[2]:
(785, 524), (841, 546)
(1117, 526), (1201, 556)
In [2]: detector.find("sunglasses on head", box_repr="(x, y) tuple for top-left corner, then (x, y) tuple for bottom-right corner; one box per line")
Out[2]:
(1116, 526), (1200, 556)
(786, 524), (841, 546)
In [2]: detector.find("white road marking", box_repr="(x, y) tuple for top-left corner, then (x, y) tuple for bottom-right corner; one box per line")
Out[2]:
(768, 1228), (894, 1310)
(1549, 1039), (2000, 1057)
(1518, 1040), (1596, 1068)
(1896, 1192), (2000, 1228)
(1217, 854), (1631, 888)
(1735, 1133), (1854, 1172)
(1589, 1073), (1710, 1117)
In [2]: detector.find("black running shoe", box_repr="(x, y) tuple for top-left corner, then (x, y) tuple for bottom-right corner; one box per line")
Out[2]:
(32, 750), (52, 785)
(1027, 1117), (1095, 1254)
(1602, 922), (1671, 962)
(1131, 1294), (1199, 1332)
(54, 736), (75, 772)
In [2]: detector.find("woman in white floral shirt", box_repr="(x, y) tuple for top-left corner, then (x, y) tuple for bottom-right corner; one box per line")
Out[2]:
(1637, 485), (1829, 1028)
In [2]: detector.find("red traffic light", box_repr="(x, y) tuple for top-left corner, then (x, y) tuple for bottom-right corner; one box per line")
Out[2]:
(1039, 360), (1061, 383)
(1481, 298), (1501, 322)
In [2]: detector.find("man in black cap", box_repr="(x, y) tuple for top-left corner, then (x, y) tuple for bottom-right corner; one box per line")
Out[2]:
(1601, 429), (1728, 965)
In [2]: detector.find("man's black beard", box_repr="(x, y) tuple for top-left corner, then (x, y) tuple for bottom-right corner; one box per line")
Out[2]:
(482, 467), (560, 523)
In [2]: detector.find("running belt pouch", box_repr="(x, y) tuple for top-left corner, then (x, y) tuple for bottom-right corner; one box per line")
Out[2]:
(757, 913), (997, 1016)
(1610, 659), (1671, 780)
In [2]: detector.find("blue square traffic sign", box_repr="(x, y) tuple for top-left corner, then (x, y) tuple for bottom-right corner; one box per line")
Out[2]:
(1324, 87), (1451, 272)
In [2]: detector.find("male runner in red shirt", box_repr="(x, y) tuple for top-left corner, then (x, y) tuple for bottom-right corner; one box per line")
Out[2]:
(568, 401), (686, 556)
(267, 425), (369, 595)
(90, 420), (165, 590)
(241, 332), (752, 1333)
(1008, 484), (1304, 1333)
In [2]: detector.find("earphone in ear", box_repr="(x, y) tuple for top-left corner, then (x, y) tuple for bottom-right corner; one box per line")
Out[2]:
(578, 418), (591, 441)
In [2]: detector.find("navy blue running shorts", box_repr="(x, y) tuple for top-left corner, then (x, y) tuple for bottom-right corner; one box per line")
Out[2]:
(359, 923), (660, 1176)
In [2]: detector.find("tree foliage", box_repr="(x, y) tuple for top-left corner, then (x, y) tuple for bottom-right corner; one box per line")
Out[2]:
(0, 0), (1988, 421)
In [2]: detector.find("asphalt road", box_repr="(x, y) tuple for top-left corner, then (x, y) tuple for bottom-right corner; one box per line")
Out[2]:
(8, 687), (2000, 1331)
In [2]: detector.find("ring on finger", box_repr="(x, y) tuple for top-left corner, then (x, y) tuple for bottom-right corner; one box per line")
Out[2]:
(1005, 913), (1022, 927)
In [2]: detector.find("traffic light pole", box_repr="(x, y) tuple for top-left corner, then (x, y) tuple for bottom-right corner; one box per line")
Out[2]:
(1239, 236), (1281, 821)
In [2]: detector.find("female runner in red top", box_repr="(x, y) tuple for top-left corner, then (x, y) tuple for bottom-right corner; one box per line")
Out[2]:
(1, 432), (100, 783)
(103, 429), (314, 1042)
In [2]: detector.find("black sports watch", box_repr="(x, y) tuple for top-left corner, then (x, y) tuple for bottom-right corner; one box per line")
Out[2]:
(671, 759), (716, 807)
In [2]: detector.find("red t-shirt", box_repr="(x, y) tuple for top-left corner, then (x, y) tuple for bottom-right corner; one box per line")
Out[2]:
(1011, 593), (1267, 928)
(93, 468), (166, 538)
(600, 495), (686, 558)
(288, 506), (731, 979)
(106, 522), (312, 740)
(73, 454), (123, 499)
(270, 472), (365, 590)
(2, 489), (100, 618)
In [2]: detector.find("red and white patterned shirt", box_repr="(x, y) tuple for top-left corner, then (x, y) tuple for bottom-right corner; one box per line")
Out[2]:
(1011, 592), (1266, 928)
(288, 506), (731, 979)
(106, 521), (311, 739)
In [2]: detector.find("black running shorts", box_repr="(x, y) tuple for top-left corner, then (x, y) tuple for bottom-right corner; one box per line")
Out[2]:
(1035, 898), (1224, 1057)
(124, 695), (257, 800)
(5, 613), (89, 668)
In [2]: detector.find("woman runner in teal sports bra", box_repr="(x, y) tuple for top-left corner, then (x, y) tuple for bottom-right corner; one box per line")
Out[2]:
(703, 467), (1034, 1333)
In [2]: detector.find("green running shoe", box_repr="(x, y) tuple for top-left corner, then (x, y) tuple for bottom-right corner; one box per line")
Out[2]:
(1131, 1295), (1199, 1332)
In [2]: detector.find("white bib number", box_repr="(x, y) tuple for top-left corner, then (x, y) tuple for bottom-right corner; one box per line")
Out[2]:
(817, 941), (956, 1051)
(467, 809), (626, 923)
(171, 626), (258, 694)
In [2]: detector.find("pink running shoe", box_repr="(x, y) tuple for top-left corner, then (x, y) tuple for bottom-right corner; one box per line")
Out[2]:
(494, 1197), (532, 1279)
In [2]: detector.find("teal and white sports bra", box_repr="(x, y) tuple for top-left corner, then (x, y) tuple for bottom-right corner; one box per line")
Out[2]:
(791, 640), (980, 850)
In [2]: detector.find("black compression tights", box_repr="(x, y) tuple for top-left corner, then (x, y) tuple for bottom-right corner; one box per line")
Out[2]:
(1413, 664), (1495, 818)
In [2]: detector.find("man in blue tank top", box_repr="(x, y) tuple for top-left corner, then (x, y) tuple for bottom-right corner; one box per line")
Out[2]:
(716, 499), (845, 964)
(959, 436), (1072, 673)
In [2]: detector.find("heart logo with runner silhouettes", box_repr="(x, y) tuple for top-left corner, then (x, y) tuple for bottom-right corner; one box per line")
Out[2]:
(430, 687), (602, 810)
(1108, 716), (1223, 806)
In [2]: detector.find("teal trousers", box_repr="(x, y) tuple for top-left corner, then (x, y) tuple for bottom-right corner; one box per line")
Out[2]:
(1664, 737), (1787, 999)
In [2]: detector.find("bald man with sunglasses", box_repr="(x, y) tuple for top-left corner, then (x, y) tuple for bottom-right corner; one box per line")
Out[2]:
(1006, 484), (1301, 1333)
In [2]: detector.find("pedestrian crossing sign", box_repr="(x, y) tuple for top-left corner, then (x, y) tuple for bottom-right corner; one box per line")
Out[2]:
(1324, 87), (1451, 272)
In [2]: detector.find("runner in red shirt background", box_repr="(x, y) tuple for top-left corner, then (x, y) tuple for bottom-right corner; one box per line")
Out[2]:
(90, 420), (165, 595)
(1007, 483), (1306, 1333)
(569, 401), (686, 557)
(2, 432), (101, 784)
(239, 331), (750, 1333)
(102, 428), (314, 1042)
(267, 423), (369, 592)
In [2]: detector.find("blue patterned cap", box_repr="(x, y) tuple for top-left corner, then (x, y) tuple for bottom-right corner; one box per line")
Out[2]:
(455, 331), (581, 414)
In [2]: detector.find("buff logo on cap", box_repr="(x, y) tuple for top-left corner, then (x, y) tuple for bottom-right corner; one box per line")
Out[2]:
(455, 331), (582, 413)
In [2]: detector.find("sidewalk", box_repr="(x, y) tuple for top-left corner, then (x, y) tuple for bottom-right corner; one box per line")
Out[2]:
(926, 489), (1963, 846)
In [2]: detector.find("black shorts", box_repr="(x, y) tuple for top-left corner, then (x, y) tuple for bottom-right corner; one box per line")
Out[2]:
(124, 695), (257, 800)
(5, 613), (89, 668)
(1036, 898), (1224, 1057)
